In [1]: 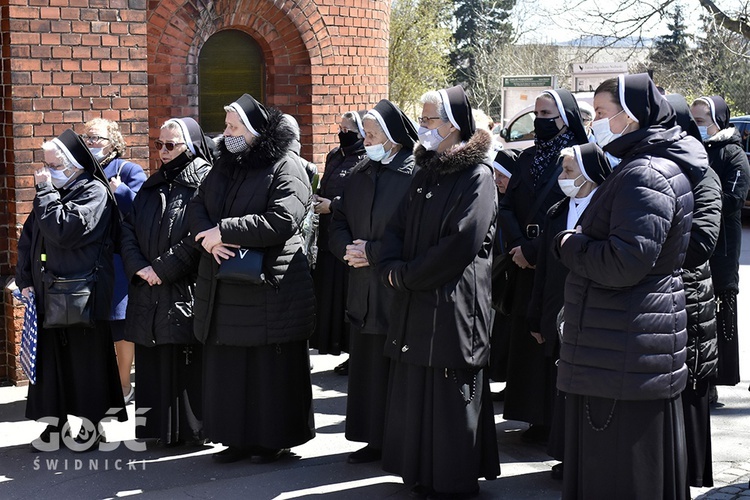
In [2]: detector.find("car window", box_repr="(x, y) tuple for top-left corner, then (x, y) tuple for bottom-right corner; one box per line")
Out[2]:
(508, 111), (536, 142)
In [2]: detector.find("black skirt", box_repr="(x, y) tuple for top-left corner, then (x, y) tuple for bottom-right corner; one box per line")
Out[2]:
(310, 250), (349, 355)
(202, 340), (315, 449)
(715, 290), (740, 386)
(382, 361), (500, 494)
(26, 323), (127, 425)
(345, 329), (389, 447)
(134, 343), (203, 444)
(563, 393), (689, 500)
(488, 312), (511, 382)
(681, 379), (713, 487)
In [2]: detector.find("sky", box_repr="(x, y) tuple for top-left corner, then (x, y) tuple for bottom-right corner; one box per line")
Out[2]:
(516, 0), (736, 44)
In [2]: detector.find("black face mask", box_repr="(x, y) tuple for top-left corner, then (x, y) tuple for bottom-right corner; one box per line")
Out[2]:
(338, 131), (359, 148)
(534, 116), (562, 141)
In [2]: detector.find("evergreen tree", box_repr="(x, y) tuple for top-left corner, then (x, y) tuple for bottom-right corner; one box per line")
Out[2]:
(648, 5), (694, 96)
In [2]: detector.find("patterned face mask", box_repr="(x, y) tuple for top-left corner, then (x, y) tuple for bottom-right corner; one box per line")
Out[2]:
(225, 135), (249, 154)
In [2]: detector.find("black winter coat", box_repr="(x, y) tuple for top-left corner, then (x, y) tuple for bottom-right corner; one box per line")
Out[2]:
(378, 129), (497, 369)
(682, 161), (722, 386)
(318, 140), (366, 253)
(120, 156), (211, 346)
(329, 148), (416, 335)
(188, 110), (315, 347)
(556, 127), (698, 401)
(704, 127), (750, 292)
(16, 174), (116, 322)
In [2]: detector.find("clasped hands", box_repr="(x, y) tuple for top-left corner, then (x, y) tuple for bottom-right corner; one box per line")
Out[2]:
(195, 225), (240, 264)
(343, 239), (369, 268)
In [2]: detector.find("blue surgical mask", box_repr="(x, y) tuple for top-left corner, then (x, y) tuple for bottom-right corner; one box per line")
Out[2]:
(365, 141), (391, 162)
(698, 126), (711, 141)
(604, 151), (621, 169)
(418, 126), (446, 151)
(49, 167), (76, 189)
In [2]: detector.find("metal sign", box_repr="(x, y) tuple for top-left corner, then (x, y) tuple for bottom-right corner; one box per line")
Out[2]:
(502, 76), (555, 88)
(571, 62), (629, 74)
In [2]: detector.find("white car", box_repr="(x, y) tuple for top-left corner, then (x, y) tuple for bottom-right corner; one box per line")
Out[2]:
(495, 92), (594, 150)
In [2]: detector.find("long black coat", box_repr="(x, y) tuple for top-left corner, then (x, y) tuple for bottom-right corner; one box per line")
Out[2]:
(557, 126), (699, 401)
(704, 127), (750, 292)
(328, 148), (416, 335)
(318, 140), (366, 253)
(682, 164), (722, 386)
(16, 173), (115, 321)
(120, 156), (211, 346)
(378, 129), (496, 369)
(188, 110), (315, 347)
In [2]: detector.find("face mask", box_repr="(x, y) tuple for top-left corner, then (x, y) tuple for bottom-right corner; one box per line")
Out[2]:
(698, 126), (711, 141)
(365, 141), (391, 162)
(591, 110), (626, 147)
(338, 131), (359, 148)
(533, 116), (561, 141)
(604, 151), (621, 169)
(89, 147), (107, 161)
(49, 167), (76, 189)
(558, 173), (585, 198)
(418, 126), (446, 151)
(225, 135), (249, 154)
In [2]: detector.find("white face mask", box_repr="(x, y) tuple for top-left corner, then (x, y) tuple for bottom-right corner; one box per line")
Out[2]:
(591, 110), (628, 148)
(418, 125), (446, 151)
(89, 147), (107, 161)
(558, 173), (585, 198)
(365, 141), (391, 162)
(49, 167), (76, 189)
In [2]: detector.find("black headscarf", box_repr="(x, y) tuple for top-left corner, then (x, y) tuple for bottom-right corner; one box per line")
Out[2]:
(228, 93), (269, 137)
(619, 73), (675, 129)
(574, 143), (612, 185)
(665, 94), (702, 143)
(542, 89), (589, 145)
(366, 99), (418, 149)
(696, 95), (731, 130)
(53, 129), (111, 195)
(166, 117), (214, 165)
(493, 148), (520, 179)
(439, 85), (476, 142)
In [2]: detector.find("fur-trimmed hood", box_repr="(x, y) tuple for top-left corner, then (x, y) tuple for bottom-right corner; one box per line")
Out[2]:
(215, 108), (296, 171)
(705, 126), (741, 146)
(414, 128), (492, 177)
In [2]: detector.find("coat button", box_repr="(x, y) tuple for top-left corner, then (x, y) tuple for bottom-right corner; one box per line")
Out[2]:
(392, 340), (398, 345)
(401, 345), (409, 352)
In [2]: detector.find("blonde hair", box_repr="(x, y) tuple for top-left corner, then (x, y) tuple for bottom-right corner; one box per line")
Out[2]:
(84, 118), (126, 155)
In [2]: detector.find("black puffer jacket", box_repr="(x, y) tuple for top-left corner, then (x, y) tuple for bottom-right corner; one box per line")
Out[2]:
(328, 148), (416, 335)
(318, 141), (366, 253)
(120, 156), (211, 346)
(188, 109), (315, 346)
(16, 173), (116, 322)
(378, 129), (497, 369)
(704, 127), (750, 292)
(556, 126), (698, 400)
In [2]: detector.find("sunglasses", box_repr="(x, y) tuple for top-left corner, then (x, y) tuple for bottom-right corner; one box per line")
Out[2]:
(154, 140), (185, 151)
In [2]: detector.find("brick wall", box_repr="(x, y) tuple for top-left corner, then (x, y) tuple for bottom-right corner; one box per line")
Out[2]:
(0, 0), (149, 384)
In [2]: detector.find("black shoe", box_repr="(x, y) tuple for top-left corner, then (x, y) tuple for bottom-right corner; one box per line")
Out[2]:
(334, 359), (349, 376)
(551, 462), (564, 480)
(491, 389), (505, 402)
(410, 484), (433, 498)
(70, 426), (106, 453)
(521, 424), (549, 444)
(250, 447), (290, 464)
(30, 425), (60, 453)
(347, 445), (381, 464)
(212, 446), (251, 463)
(427, 485), (479, 499)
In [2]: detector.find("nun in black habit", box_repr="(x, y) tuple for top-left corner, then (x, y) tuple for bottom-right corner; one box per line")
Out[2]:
(120, 117), (213, 446)
(378, 85), (500, 498)
(496, 89), (589, 443)
(16, 129), (126, 451)
(328, 99), (418, 464)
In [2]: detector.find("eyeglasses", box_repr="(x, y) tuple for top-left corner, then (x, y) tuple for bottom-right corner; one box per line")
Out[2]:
(81, 134), (109, 144)
(154, 140), (185, 151)
(43, 162), (67, 170)
(418, 116), (442, 125)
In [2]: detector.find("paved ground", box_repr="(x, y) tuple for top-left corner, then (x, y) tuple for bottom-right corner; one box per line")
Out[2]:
(1, 235), (749, 499)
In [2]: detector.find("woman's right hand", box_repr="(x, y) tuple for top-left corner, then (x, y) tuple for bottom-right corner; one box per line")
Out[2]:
(136, 266), (162, 286)
(21, 286), (35, 299)
(211, 243), (240, 265)
(313, 194), (331, 214)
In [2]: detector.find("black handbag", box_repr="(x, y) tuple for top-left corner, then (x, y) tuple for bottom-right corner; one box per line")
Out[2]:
(42, 269), (97, 329)
(215, 248), (266, 284)
(40, 236), (105, 330)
